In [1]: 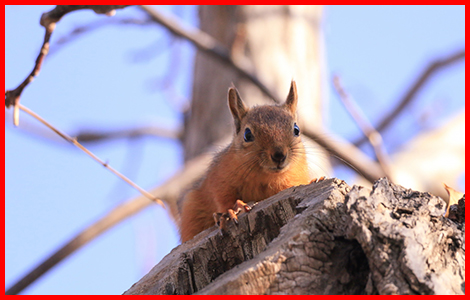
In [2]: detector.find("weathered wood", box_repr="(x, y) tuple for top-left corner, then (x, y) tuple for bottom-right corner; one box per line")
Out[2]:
(123, 178), (465, 295)
(345, 179), (465, 295)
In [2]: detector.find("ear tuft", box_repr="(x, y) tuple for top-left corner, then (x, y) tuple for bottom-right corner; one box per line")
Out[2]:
(228, 87), (247, 133)
(284, 80), (298, 115)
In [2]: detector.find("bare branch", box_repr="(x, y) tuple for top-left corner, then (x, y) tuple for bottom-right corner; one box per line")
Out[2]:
(301, 128), (386, 183)
(75, 126), (181, 143)
(40, 5), (131, 25)
(353, 48), (465, 147)
(138, 5), (281, 104)
(5, 151), (213, 295)
(5, 17), (52, 125)
(18, 104), (162, 206)
(5, 5), (131, 125)
(6, 108), (179, 145)
(333, 75), (393, 180)
(49, 17), (155, 57)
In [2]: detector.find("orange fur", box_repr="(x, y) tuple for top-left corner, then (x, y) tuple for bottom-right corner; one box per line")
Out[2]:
(179, 81), (311, 242)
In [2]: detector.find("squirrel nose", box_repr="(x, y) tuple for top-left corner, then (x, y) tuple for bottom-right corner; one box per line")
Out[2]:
(271, 151), (286, 164)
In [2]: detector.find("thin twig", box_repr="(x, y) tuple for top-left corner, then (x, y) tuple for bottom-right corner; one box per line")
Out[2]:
(48, 17), (155, 57)
(5, 108), (67, 143)
(333, 75), (393, 180)
(18, 104), (163, 207)
(353, 48), (465, 147)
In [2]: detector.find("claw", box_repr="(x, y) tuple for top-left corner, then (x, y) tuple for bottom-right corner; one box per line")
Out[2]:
(227, 209), (239, 226)
(310, 176), (326, 184)
(213, 212), (223, 226)
(233, 199), (252, 215)
(213, 200), (257, 234)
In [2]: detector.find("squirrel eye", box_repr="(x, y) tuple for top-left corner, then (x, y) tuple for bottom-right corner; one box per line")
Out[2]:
(293, 123), (300, 136)
(244, 128), (254, 142)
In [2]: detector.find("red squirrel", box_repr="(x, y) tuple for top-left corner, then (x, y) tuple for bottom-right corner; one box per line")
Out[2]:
(179, 81), (313, 242)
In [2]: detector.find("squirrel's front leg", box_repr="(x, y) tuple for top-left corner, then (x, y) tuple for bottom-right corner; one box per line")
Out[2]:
(213, 200), (253, 233)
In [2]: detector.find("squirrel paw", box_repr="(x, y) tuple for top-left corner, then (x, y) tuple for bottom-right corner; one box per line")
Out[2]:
(212, 209), (238, 235)
(310, 176), (326, 184)
(213, 200), (255, 234)
(212, 212), (234, 233)
(233, 199), (253, 214)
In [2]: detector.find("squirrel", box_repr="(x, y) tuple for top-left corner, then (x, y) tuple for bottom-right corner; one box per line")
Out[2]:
(179, 80), (317, 243)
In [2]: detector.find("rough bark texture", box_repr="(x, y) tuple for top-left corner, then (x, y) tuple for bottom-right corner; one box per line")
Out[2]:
(123, 178), (465, 295)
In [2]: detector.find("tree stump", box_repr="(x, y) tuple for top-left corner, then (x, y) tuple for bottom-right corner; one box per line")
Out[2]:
(123, 178), (465, 295)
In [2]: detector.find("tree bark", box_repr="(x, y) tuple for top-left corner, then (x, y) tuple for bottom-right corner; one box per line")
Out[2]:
(123, 178), (465, 295)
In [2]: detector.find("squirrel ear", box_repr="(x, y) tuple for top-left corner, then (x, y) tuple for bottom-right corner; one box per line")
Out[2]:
(283, 80), (298, 115)
(228, 87), (247, 133)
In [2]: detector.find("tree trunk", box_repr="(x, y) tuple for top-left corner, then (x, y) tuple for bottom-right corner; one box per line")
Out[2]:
(183, 5), (329, 178)
(123, 178), (465, 295)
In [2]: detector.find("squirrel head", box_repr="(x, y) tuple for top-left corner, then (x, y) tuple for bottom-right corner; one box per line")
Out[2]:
(227, 80), (304, 173)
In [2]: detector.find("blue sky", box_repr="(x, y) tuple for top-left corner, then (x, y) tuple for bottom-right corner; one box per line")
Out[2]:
(4, 5), (465, 295)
